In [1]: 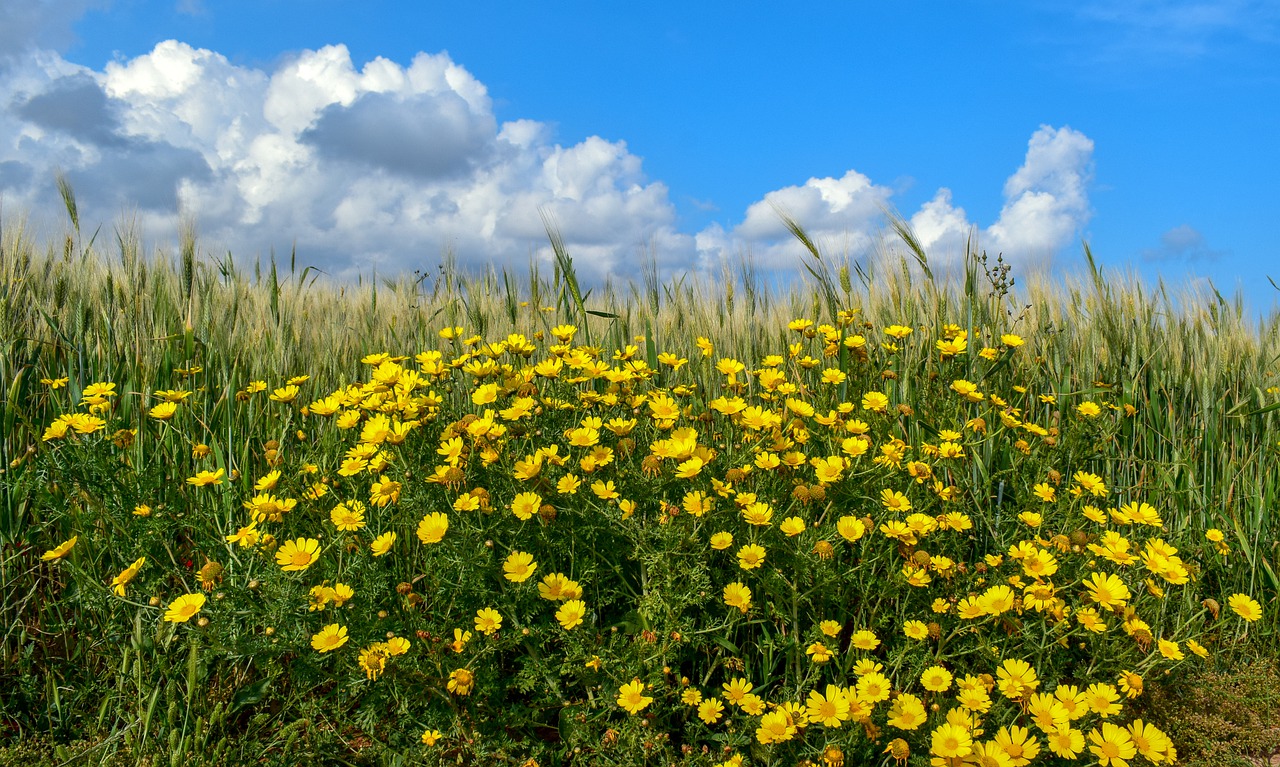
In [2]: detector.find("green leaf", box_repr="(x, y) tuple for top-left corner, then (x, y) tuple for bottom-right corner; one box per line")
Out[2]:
(229, 678), (271, 713)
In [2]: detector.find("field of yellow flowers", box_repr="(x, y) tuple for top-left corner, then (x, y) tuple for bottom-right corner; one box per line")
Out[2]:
(2, 210), (1280, 766)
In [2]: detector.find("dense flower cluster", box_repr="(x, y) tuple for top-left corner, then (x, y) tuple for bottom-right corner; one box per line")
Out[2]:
(36, 316), (1266, 764)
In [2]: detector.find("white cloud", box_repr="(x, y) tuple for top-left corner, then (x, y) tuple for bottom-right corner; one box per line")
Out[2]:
(709, 125), (1094, 273)
(2, 40), (693, 280)
(1, 32), (1093, 284)
(696, 170), (893, 272)
(985, 125), (1094, 259)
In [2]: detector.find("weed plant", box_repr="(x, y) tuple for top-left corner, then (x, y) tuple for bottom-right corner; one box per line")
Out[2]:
(1, 195), (1279, 765)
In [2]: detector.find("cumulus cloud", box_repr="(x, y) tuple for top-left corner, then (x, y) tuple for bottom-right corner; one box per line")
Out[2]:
(1, 40), (693, 280)
(985, 125), (1094, 257)
(1142, 224), (1226, 262)
(687, 170), (893, 276)
(1, 29), (1094, 284)
(709, 125), (1094, 273)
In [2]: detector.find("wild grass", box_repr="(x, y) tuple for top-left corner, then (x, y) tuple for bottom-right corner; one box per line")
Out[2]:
(4, 202), (1278, 556)
(2, 190), (1280, 766)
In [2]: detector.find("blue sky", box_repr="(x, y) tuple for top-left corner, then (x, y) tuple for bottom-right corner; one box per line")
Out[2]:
(2, 0), (1278, 311)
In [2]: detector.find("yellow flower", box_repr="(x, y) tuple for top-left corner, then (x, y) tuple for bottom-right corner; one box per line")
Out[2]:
(186, 468), (225, 487)
(556, 599), (586, 630)
(804, 684), (850, 727)
(591, 480), (619, 500)
(1117, 671), (1143, 699)
(675, 456), (704, 478)
(723, 582), (752, 613)
(269, 385), (299, 403)
(253, 470), (280, 491)
(330, 501), (367, 531)
(537, 572), (581, 601)
(1032, 482), (1056, 502)
(163, 593), (206, 623)
(1076, 401), (1102, 417)
(511, 491), (541, 521)
(550, 324), (577, 342)
(1158, 638), (1184, 660)
(920, 665), (953, 692)
(1047, 727), (1085, 759)
(861, 391), (890, 412)
(880, 489), (911, 512)
(503, 551), (537, 582)
(931, 722), (973, 759)
(837, 516), (866, 542)
(474, 607), (502, 635)
(81, 381), (117, 403)
(1088, 722), (1136, 766)
(850, 629), (880, 651)
(275, 538), (321, 571)
(617, 679), (653, 714)
(722, 677), (752, 705)
(997, 658), (1040, 700)
(42, 419), (71, 441)
(742, 502), (773, 526)
(416, 512), (449, 544)
(149, 402), (178, 420)
(1228, 593), (1263, 622)
(225, 523), (259, 547)
(358, 646), (388, 680)
(311, 624), (348, 652)
(1084, 683), (1122, 717)
(421, 729), (442, 746)
(756, 710), (797, 744)
(369, 476), (402, 507)
(40, 536), (77, 561)
(449, 628), (472, 653)
(370, 532), (396, 556)
(902, 620), (929, 640)
(805, 641), (832, 663)
(110, 556), (146, 596)
(710, 532), (734, 550)
(779, 516), (806, 536)
(736, 544), (766, 570)
(331, 583), (354, 606)
(697, 697), (725, 724)
(886, 693), (927, 730)
(1084, 572), (1131, 610)
(447, 668), (475, 695)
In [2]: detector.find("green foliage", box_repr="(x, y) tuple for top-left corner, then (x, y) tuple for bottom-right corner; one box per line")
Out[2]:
(1138, 658), (1280, 767)
(1, 201), (1280, 764)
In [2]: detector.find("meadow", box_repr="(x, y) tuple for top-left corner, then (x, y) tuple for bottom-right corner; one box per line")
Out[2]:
(1, 197), (1279, 767)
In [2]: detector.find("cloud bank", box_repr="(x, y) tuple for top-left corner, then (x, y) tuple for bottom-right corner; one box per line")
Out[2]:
(0, 35), (1095, 281)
